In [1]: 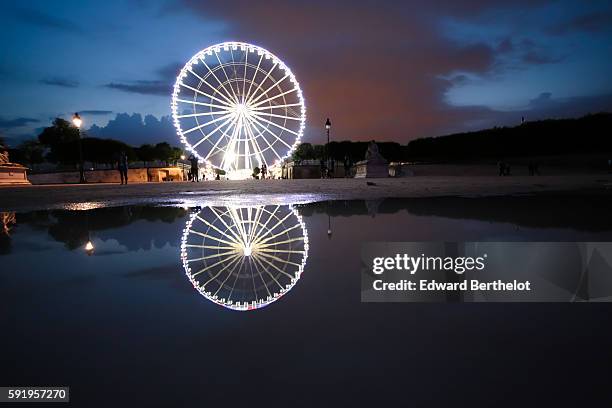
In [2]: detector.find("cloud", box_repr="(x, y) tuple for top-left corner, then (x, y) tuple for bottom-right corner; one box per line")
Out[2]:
(521, 51), (564, 65)
(548, 11), (612, 35)
(87, 113), (176, 146)
(13, 7), (84, 34)
(0, 117), (40, 129)
(177, 0), (553, 141)
(104, 61), (183, 97)
(105, 80), (169, 96)
(39, 77), (79, 88)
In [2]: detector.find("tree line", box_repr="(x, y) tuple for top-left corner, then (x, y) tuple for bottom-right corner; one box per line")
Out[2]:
(7, 118), (184, 169)
(292, 113), (612, 164)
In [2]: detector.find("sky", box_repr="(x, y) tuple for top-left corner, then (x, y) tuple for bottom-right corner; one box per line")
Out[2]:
(0, 0), (611, 147)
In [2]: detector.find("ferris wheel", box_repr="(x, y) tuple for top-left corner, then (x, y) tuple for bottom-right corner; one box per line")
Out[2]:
(180, 205), (309, 311)
(171, 42), (306, 177)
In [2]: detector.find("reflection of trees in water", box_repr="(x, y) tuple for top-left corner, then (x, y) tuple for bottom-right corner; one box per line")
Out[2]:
(298, 195), (612, 232)
(10, 206), (188, 251)
(0, 212), (17, 254)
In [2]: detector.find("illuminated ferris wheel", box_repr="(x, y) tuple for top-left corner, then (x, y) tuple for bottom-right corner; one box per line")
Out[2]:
(171, 42), (306, 178)
(180, 205), (309, 311)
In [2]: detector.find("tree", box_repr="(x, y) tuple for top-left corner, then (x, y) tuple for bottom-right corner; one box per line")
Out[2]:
(135, 144), (156, 167)
(153, 142), (173, 165)
(11, 140), (45, 169)
(37, 118), (80, 164)
(291, 142), (314, 162)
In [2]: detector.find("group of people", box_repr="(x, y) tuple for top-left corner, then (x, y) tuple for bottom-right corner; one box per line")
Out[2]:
(497, 160), (542, 176)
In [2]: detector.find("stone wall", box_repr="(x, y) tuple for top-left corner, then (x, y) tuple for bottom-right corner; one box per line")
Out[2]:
(29, 167), (185, 185)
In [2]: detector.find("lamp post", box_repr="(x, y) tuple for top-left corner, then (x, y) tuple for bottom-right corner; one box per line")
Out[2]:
(72, 112), (85, 183)
(325, 118), (331, 177)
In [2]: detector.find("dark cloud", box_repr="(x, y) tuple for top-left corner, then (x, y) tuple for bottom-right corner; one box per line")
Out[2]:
(13, 7), (84, 34)
(548, 11), (612, 35)
(441, 92), (612, 134)
(521, 51), (564, 65)
(79, 110), (113, 116)
(0, 117), (40, 129)
(87, 113), (176, 146)
(156, 62), (184, 82)
(105, 80), (169, 96)
(177, 0), (551, 141)
(39, 77), (79, 88)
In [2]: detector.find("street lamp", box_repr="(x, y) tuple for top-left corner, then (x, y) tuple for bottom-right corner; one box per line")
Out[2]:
(72, 112), (85, 183)
(325, 118), (331, 177)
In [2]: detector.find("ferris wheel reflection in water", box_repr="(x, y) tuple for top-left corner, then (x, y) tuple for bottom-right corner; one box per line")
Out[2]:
(180, 205), (309, 310)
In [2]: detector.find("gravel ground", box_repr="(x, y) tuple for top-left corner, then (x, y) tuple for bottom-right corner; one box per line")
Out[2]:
(1, 175), (611, 211)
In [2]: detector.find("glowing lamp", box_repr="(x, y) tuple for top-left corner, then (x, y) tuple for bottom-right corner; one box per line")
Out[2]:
(72, 112), (82, 128)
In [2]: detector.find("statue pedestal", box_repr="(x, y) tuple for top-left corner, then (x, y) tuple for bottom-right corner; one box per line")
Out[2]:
(0, 164), (30, 185)
(354, 160), (389, 178)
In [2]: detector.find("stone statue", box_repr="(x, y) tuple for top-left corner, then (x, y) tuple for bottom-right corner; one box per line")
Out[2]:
(364, 141), (387, 164)
(354, 140), (389, 178)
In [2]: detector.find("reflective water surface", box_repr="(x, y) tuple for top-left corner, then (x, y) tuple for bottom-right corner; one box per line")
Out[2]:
(1, 195), (612, 405)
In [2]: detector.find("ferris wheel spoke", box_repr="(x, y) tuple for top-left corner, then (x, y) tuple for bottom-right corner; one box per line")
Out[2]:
(190, 115), (236, 149)
(193, 252), (241, 277)
(241, 50), (249, 103)
(186, 229), (235, 246)
(250, 260), (273, 299)
(256, 223), (303, 246)
(250, 102), (303, 111)
(256, 251), (303, 268)
(246, 61), (278, 105)
(251, 210), (295, 245)
(249, 117), (293, 150)
(250, 87), (298, 109)
(201, 253), (242, 287)
(213, 51), (240, 104)
(248, 206), (268, 244)
(250, 254), (285, 290)
(195, 213), (242, 245)
(176, 110), (232, 119)
(244, 116), (282, 161)
(251, 110), (302, 122)
(226, 256), (247, 301)
(228, 47), (242, 100)
(252, 253), (294, 280)
(259, 248), (305, 254)
(186, 249), (240, 263)
(248, 72), (290, 106)
(251, 114), (299, 137)
(258, 236), (305, 248)
(187, 67), (235, 106)
(174, 98), (232, 110)
(200, 115), (238, 155)
(200, 56), (239, 105)
(182, 112), (234, 135)
(242, 116), (271, 165)
(218, 118), (241, 169)
(244, 53), (264, 104)
(180, 82), (233, 108)
(213, 117), (241, 168)
(208, 207), (245, 244)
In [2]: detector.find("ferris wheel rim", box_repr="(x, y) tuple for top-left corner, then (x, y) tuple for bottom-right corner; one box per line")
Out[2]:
(171, 41), (306, 173)
(180, 204), (309, 311)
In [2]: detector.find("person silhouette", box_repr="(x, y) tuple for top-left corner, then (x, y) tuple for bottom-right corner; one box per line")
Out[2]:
(189, 154), (199, 182)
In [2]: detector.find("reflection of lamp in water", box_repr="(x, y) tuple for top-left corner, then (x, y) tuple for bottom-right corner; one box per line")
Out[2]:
(327, 215), (332, 239)
(181, 205), (309, 311)
(84, 240), (95, 256)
